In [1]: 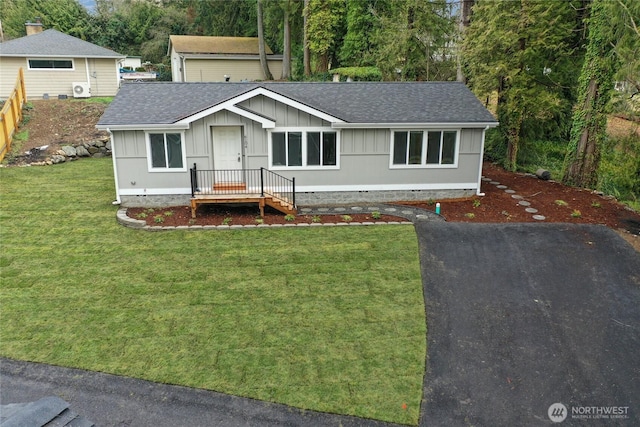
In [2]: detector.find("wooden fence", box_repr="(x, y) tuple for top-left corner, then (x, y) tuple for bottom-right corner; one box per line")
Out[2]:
(0, 68), (27, 162)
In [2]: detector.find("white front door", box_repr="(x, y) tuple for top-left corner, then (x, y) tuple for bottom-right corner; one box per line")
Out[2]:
(212, 126), (243, 171)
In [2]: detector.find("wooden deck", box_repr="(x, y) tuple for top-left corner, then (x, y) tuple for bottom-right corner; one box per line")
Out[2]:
(190, 192), (296, 218)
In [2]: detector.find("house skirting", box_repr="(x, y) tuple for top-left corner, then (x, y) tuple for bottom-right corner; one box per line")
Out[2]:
(119, 188), (475, 208)
(295, 189), (475, 205)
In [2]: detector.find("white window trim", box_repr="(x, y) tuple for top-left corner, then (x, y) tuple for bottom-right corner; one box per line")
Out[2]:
(145, 131), (187, 172)
(389, 129), (459, 169)
(268, 127), (340, 170)
(27, 58), (75, 71)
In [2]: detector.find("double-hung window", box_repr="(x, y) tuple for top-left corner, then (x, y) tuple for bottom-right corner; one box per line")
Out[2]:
(146, 132), (185, 171)
(27, 59), (74, 70)
(271, 129), (338, 169)
(391, 130), (458, 167)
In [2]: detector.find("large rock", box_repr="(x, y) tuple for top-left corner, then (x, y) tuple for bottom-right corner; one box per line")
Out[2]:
(75, 145), (91, 157)
(61, 145), (77, 157)
(50, 155), (66, 164)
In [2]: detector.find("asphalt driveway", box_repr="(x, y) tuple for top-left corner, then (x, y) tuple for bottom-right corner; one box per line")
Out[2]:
(2, 222), (639, 426)
(416, 222), (640, 426)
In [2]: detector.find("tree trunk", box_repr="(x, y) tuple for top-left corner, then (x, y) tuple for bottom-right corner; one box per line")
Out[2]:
(282, 1), (291, 80)
(257, 0), (274, 80)
(564, 79), (602, 187)
(303, 0), (311, 77)
(563, 0), (615, 188)
(456, 0), (475, 81)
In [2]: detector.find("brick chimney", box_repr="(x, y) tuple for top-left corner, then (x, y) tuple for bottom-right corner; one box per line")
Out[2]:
(25, 17), (43, 36)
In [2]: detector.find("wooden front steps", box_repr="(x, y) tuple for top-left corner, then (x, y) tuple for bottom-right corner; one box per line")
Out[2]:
(190, 193), (296, 218)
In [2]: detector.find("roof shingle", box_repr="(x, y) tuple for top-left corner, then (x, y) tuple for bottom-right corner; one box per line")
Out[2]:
(169, 35), (273, 55)
(97, 81), (498, 127)
(0, 29), (123, 58)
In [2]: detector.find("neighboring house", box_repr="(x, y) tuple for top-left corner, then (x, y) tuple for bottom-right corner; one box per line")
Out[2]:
(96, 81), (498, 211)
(0, 26), (124, 99)
(168, 35), (283, 82)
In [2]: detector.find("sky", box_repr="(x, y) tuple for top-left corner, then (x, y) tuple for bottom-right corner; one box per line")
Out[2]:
(78, 0), (96, 14)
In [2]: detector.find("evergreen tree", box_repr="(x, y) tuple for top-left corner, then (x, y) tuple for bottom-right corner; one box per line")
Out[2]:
(305, 0), (346, 73)
(0, 0), (92, 40)
(463, 0), (579, 170)
(370, 0), (457, 81)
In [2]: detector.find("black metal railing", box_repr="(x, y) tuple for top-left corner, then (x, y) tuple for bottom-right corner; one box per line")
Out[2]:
(190, 164), (295, 208)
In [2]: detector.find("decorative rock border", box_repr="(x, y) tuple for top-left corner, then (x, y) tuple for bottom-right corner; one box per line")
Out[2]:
(482, 176), (546, 221)
(116, 204), (443, 231)
(2, 138), (111, 167)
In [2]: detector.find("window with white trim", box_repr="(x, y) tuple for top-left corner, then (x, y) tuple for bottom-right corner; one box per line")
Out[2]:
(27, 59), (74, 70)
(271, 129), (338, 169)
(391, 130), (458, 167)
(146, 132), (185, 171)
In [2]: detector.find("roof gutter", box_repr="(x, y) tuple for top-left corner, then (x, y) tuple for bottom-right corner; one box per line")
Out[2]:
(96, 123), (190, 131)
(0, 54), (125, 59)
(331, 122), (499, 129)
(476, 124), (494, 197)
(105, 128), (121, 205)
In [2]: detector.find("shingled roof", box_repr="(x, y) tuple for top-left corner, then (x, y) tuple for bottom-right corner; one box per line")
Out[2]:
(97, 81), (498, 128)
(169, 35), (274, 55)
(0, 29), (123, 58)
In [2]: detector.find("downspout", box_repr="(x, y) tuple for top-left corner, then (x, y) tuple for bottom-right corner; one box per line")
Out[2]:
(476, 125), (490, 196)
(107, 128), (121, 205)
(181, 55), (186, 82)
(85, 58), (91, 95)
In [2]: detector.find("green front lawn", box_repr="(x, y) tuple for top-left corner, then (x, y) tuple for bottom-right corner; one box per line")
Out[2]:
(0, 158), (426, 425)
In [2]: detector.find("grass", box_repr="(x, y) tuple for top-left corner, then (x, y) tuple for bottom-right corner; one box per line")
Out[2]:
(0, 158), (426, 425)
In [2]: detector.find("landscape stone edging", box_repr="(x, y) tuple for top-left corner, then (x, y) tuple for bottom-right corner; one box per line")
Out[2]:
(1, 137), (111, 167)
(116, 208), (414, 230)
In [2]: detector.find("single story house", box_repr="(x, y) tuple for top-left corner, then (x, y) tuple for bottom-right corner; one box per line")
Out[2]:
(168, 35), (283, 83)
(0, 26), (124, 99)
(96, 81), (498, 212)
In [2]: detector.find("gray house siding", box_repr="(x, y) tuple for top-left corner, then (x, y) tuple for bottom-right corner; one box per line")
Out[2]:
(101, 82), (496, 207)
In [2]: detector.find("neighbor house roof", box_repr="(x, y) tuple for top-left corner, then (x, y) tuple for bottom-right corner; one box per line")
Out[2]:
(97, 82), (498, 130)
(0, 29), (124, 58)
(169, 35), (274, 55)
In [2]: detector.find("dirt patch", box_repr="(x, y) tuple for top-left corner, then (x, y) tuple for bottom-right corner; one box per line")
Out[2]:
(7, 99), (108, 163)
(608, 115), (640, 138)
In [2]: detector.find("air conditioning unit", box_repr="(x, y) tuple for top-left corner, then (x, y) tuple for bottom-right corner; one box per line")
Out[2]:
(72, 82), (91, 98)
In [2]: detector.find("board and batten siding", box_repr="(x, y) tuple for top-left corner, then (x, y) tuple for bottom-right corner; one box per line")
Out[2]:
(184, 58), (283, 82)
(0, 57), (119, 99)
(111, 94), (485, 205)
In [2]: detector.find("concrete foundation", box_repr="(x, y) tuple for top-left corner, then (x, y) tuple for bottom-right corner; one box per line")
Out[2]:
(119, 189), (475, 208)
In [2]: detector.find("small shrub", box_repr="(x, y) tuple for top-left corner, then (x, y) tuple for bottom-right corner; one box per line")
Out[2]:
(136, 212), (148, 219)
(501, 210), (512, 220)
(371, 211), (382, 220)
(153, 215), (165, 224)
(591, 200), (601, 208)
(188, 219), (197, 225)
(145, 208), (155, 214)
(464, 212), (475, 219)
(341, 215), (353, 222)
(222, 217), (232, 225)
(255, 217), (264, 224)
(284, 214), (296, 222)
(14, 130), (28, 141)
(571, 210), (582, 218)
(311, 215), (322, 223)
(472, 199), (481, 208)
(426, 199), (436, 206)
(164, 210), (174, 217)
(554, 200), (569, 207)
